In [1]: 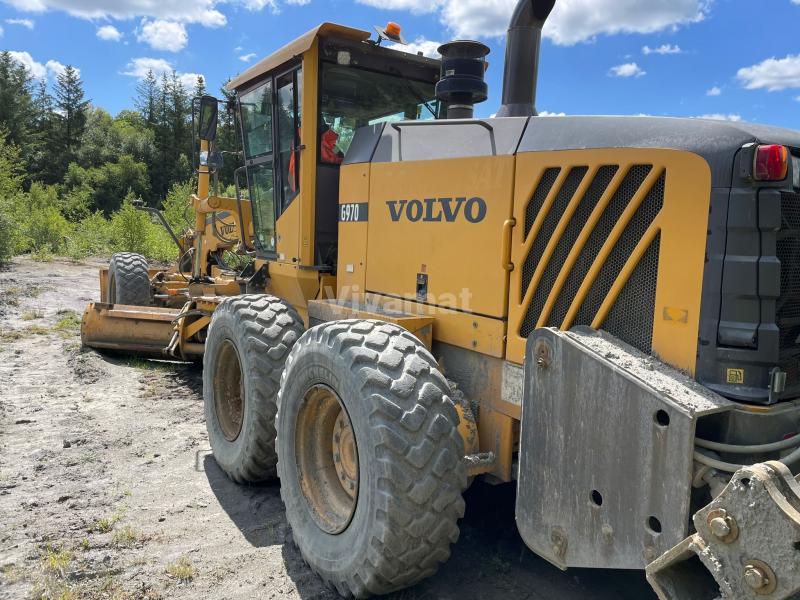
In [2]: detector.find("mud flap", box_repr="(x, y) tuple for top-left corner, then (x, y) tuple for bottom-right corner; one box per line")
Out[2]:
(515, 327), (734, 570)
(647, 461), (800, 600)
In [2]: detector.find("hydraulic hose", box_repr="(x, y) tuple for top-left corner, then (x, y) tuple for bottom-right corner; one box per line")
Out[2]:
(695, 435), (800, 454)
(694, 444), (800, 473)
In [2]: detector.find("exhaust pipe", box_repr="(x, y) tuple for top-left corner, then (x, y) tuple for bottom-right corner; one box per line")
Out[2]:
(496, 0), (556, 118)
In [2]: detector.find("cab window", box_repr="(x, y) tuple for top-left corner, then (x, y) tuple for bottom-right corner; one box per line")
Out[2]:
(239, 80), (276, 253)
(277, 68), (302, 211)
(319, 62), (437, 163)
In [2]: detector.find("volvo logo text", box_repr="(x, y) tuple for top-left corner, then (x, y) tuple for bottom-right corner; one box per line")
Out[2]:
(386, 197), (487, 224)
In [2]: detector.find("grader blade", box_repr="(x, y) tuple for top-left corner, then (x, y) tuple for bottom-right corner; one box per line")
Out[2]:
(647, 461), (800, 600)
(81, 302), (203, 359)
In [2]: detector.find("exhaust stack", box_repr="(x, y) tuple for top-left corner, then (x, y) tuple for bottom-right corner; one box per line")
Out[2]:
(496, 0), (556, 117)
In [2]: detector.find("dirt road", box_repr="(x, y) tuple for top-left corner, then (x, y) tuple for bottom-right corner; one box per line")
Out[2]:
(0, 257), (656, 600)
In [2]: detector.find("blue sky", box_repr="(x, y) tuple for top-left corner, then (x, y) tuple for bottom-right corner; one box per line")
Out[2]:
(2, 0), (800, 129)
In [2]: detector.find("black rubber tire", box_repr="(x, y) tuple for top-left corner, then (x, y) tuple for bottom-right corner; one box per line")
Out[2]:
(107, 252), (150, 306)
(277, 320), (467, 598)
(204, 295), (304, 483)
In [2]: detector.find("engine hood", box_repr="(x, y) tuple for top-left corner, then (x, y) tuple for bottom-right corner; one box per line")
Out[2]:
(518, 116), (800, 187)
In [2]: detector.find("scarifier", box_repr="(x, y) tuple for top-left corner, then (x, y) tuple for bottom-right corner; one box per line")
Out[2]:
(81, 1), (800, 598)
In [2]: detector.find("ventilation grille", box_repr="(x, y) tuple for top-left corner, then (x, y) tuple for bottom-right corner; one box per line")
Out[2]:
(778, 191), (800, 386)
(518, 165), (665, 354)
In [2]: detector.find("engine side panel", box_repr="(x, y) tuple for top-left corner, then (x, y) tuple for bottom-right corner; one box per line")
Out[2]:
(505, 148), (712, 375)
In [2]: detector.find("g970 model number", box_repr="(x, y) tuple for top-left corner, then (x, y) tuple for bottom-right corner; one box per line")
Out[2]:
(339, 202), (368, 222)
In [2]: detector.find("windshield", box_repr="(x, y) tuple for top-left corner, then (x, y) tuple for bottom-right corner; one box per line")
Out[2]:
(319, 62), (437, 163)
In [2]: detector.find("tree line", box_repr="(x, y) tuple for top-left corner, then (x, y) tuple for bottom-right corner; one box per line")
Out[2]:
(0, 51), (239, 263)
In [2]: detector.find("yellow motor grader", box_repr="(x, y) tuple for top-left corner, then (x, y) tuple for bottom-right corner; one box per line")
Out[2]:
(82, 1), (800, 598)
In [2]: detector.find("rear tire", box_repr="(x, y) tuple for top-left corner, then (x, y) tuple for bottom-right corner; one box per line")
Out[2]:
(107, 252), (150, 306)
(277, 320), (467, 598)
(203, 295), (304, 483)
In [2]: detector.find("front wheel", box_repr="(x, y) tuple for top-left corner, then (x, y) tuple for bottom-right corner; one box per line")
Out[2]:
(277, 320), (467, 598)
(203, 295), (304, 483)
(107, 252), (150, 305)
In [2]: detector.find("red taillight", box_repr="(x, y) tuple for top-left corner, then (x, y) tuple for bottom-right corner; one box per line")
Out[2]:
(754, 144), (789, 181)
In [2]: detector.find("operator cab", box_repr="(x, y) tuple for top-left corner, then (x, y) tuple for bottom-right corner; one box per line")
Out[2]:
(226, 23), (441, 272)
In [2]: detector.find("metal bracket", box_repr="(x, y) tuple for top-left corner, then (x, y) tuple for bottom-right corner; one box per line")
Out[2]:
(647, 461), (800, 600)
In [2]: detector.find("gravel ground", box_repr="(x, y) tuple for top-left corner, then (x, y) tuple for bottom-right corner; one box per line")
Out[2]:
(0, 256), (656, 600)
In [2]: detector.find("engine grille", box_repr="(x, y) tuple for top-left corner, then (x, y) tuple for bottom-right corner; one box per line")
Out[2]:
(778, 191), (800, 385)
(518, 165), (665, 353)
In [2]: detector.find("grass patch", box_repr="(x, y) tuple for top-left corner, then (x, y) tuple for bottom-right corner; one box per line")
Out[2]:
(21, 308), (44, 320)
(112, 525), (140, 547)
(25, 324), (51, 335)
(2, 564), (25, 584)
(126, 357), (175, 372)
(55, 310), (81, 331)
(166, 556), (195, 582)
(91, 506), (127, 533)
(41, 546), (73, 576)
(0, 329), (23, 343)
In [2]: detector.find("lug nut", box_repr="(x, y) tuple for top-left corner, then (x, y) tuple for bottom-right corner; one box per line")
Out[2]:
(709, 517), (731, 539)
(744, 565), (768, 591)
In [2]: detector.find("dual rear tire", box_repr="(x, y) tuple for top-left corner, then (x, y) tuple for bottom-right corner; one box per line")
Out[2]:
(204, 306), (466, 598)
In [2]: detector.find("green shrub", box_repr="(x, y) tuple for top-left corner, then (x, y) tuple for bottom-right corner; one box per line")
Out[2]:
(109, 197), (151, 256)
(17, 184), (72, 255)
(65, 212), (112, 261)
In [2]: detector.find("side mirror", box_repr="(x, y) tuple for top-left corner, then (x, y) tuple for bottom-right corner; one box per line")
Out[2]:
(198, 95), (219, 142)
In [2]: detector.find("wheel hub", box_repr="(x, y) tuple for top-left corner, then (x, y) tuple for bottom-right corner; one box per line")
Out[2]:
(333, 411), (358, 499)
(213, 339), (245, 442)
(295, 385), (359, 534)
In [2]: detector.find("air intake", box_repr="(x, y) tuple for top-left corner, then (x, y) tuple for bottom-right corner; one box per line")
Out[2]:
(435, 40), (490, 119)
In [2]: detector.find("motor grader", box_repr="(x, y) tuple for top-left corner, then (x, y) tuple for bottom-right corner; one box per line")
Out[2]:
(82, 1), (800, 598)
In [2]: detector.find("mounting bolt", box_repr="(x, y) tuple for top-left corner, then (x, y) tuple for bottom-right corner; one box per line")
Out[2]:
(744, 565), (768, 591)
(706, 509), (738, 544)
(709, 517), (732, 539)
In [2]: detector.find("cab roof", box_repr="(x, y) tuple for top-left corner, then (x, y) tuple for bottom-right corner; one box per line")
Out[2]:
(227, 22), (371, 91)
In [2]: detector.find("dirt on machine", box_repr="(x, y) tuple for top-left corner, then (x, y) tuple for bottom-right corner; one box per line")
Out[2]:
(81, 1), (800, 598)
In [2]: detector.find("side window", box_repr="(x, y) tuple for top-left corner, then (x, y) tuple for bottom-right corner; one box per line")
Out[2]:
(276, 67), (302, 213)
(239, 80), (276, 254)
(240, 81), (273, 159)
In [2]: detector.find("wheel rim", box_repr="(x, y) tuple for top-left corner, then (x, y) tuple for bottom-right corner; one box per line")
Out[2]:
(295, 384), (359, 534)
(213, 339), (245, 442)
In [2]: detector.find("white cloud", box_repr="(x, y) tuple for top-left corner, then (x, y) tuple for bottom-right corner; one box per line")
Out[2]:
(239, 52), (257, 62)
(137, 19), (188, 52)
(706, 86), (721, 96)
(45, 59), (79, 78)
(122, 56), (173, 79)
(9, 50), (46, 78)
(3, 0), (224, 26)
(122, 57), (204, 91)
(0, 25), (4, 36)
(389, 37), (442, 58)
(5, 18), (34, 28)
(642, 43), (682, 55)
(96, 24), (122, 41)
(359, 0), (710, 44)
(737, 54), (800, 92)
(695, 113), (742, 122)
(539, 111), (566, 116)
(1, 0), (307, 27)
(609, 62), (646, 78)
(179, 72), (204, 90)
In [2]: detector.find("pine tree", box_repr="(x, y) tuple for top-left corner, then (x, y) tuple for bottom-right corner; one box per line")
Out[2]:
(0, 51), (34, 165)
(135, 69), (158, 129)
(194, 75), (206, 99)
(54, 65), (89, 168)
(29, 80), (58, 183)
